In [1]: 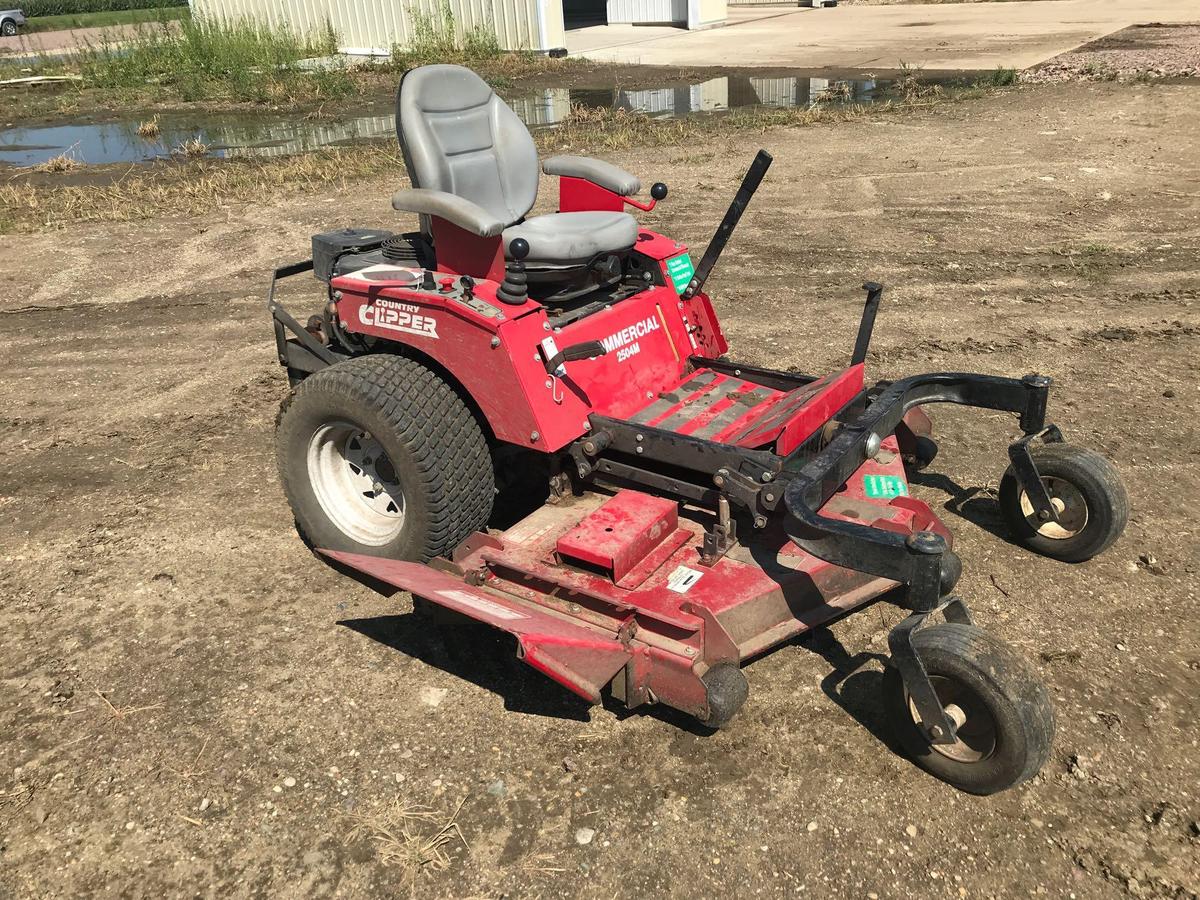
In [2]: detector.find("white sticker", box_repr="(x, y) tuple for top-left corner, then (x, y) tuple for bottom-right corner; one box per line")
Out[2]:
(539, 336), (563, 376)
(435, 589), (527, 620)
(666, 565), (703, 594)
(505, 520), (555, 545)
(343, 264), (421, 285)
(601, 315), (661, 356)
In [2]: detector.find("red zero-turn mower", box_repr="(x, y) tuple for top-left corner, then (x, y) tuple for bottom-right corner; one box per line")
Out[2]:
(268, 65), (1128, 794)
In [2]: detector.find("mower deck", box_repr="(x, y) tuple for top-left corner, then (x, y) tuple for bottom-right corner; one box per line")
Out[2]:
(323, 433), (939, 720)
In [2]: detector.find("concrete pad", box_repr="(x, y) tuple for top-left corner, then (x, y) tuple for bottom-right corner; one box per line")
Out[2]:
(565, 6), (785, 54)
(566, 0), (1200, 71)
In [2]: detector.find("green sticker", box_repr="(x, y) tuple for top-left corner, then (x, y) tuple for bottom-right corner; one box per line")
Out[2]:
(665, 253), (695, 294)
(863, 474), (909, 499)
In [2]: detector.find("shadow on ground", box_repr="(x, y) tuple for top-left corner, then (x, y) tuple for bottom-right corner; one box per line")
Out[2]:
(340, 613), (593, 720)
(341, 612), (731, 735)
(797, 626), (903, 755)
(911, 470), (1016, 544)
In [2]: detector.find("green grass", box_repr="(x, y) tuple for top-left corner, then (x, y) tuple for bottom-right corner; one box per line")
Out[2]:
(3, 6), (561, 113)
(382, 1), (573, 88)
(392, 0), (504, 65)
(21, 0), (183, 14)
(983, 66), (1019, 87)
(24, 6), (189, 33)
(1079, 62), (1118, 81)
(886, 63), (1022, 99)
(894, 61), (946, 101)
(72, 16), (353, 103)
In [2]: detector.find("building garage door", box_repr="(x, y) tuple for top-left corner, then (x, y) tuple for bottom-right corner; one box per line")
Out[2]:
(563, 0), (607, 27)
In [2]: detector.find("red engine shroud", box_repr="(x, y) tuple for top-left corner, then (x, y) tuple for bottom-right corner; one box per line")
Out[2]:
(330, 227), (873, 462)
(331, 229), (735, 451)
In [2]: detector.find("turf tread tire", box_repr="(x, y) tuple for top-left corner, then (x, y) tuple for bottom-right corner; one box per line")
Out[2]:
(883, 623), (1055, 795)
(999, 443), (1127, 563)
(276, 354), (493, 562)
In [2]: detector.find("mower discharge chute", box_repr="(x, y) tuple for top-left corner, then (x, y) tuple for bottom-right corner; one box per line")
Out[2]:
(268, 64), (1128, 795)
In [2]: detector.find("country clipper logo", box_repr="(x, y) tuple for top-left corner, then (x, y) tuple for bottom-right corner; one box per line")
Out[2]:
(358, 297), (439, 339)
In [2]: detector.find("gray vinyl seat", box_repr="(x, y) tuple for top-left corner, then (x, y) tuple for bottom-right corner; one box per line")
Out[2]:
(392, 64), (641, 271)
(502, 212), (637, 268)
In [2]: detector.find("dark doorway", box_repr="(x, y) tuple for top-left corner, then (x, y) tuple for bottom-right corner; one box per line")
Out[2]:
(563, 0), (607, 29)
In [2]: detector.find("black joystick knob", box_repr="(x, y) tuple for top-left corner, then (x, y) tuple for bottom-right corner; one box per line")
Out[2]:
(496, 238), (530, 306)
(650, 182), (668, 201)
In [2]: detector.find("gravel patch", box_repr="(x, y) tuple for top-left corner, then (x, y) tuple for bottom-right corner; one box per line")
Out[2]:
(1024, 23), (1200, 82)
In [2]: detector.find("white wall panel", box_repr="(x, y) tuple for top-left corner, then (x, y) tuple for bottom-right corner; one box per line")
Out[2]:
(192, 0), (559, 52)
(607, 0), (685, 25)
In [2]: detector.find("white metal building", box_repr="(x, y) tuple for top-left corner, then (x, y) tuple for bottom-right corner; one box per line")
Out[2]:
(191, 0), (729, 55)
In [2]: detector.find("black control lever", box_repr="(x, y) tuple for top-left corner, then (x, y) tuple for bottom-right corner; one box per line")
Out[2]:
(497, 238), (530, 305)
(544, 340), (607, 375)
(683, 149), (772, 299)
(850, 281), (883, 367)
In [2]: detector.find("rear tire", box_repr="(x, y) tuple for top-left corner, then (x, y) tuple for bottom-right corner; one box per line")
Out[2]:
(882, 623), (1054, 795)
(1, 20), (17, 36)
(999, 443), (1127, 562)
(276, 354), (494, 562)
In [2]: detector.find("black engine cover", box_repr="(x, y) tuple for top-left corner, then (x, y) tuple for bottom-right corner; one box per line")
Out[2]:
(311, 228), (394, 282)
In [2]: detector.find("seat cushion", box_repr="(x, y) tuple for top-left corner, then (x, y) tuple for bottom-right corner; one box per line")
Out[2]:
(503, 211), (638, 268)
(397, 65), (539, 228)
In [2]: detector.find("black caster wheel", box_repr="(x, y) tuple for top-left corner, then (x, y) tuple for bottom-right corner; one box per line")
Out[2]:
(999, 443), (1128, 562)
(883, 623), (1054, 795)
(700, 663), (749, 728)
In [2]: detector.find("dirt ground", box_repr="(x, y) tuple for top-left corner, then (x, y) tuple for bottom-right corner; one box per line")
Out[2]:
(2, 79), (1198, 898)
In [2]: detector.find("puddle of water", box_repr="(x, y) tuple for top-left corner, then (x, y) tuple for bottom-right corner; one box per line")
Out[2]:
(0, 73), (924, 168)
(511, 74), (890, 125)
(0, 114), (397, 167)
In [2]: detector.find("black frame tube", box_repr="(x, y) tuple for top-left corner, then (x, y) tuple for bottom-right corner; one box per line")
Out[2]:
(688, 355), (819, 392)
(778, 370), (1054, 745)
(267, 259), (339, 370)
(782, 371), (1053, 611)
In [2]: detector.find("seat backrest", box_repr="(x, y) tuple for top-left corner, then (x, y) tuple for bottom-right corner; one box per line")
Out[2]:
(396, 64), (539, 229)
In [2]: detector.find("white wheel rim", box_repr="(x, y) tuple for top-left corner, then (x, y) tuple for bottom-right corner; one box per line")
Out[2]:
(307, 422), (405, 546)
(1019, 476), (1088, 539)
(908, 675), (998, 764)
